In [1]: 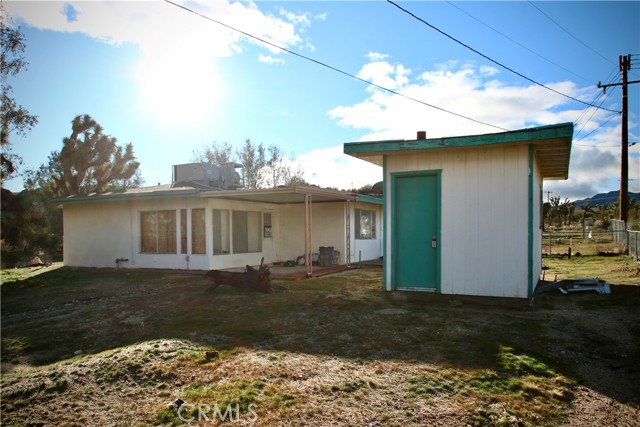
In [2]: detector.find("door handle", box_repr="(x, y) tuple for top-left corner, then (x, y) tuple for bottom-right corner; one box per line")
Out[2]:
(431, 236), (437, 248)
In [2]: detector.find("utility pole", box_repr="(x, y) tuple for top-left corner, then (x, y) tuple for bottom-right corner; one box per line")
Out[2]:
(620, 54), (629, 223)
(598, 54), (639, 223)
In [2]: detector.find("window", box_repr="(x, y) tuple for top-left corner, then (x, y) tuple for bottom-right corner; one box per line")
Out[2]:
(232, 210), (262, 253)
(191, 208), (206, 255)
(355, 208), (376, 239)
(212, 209), (230, 255)
(140, 210), (176, 253)
(180, 209), (187, 254)
(263, 212), (272, 237)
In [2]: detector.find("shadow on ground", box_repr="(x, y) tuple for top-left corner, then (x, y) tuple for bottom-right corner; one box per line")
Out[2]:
(2, 264), (639, 409)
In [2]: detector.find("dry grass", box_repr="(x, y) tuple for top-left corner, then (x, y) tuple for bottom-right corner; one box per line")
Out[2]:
(2, 258), (639, 426)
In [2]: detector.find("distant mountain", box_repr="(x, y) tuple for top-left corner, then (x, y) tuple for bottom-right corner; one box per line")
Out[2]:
(572, 190), (640, 209)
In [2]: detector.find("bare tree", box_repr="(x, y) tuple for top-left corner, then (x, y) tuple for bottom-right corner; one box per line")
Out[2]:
(263, 145), (306, 188)
(236, 139), (266, 190)
(192, 141), (234, 165)
(193, 139), (306, 189)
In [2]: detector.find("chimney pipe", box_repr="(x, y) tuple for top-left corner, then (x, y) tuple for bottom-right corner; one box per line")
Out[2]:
(417, 131), (427, 140)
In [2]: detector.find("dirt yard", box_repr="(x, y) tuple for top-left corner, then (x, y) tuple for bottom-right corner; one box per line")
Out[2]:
(1, 256), (639, 426)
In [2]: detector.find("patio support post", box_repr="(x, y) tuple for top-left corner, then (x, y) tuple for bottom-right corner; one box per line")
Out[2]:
(346, 200), (351, 267)
(305, 193), (313, 277)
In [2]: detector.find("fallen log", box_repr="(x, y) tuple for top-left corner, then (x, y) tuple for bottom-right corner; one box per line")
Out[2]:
(205, 258), (271, 293)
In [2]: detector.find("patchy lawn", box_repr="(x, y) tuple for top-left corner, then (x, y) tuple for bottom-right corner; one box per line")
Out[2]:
(1, 257), (639, 426)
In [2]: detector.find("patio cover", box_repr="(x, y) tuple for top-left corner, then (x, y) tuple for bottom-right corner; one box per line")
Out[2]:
(200, 186), (359, 277)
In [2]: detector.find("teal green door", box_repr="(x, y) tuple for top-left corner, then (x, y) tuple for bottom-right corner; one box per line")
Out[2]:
(392, 172), (440, 291)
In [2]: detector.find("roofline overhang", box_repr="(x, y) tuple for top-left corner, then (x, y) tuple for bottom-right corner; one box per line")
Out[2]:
(200, 185), (358, 204)
(49, 186), (380, 207)
(49, 188), (201, 206)
(355, 194), (384, 205)
(344, 122), (574, 179)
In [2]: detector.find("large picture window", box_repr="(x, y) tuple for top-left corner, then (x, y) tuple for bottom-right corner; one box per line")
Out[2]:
(140, 210), (176, 253)
(191, 208), (206, 255)
(232, 210), (262, 253)
(355, 208), (376, 240)
(212, 209), (230, 255)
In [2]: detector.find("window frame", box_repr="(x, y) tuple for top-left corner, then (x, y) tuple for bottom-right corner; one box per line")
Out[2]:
(212, 208), (231, 255)
(140, 210), (177, 254)
(232, 210), (263, 254)
(355, 208), (376, 240)
(191, 208), (206, 255)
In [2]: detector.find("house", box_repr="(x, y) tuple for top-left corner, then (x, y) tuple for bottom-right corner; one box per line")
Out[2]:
(344, 123), (574, 298)
(53, 163), (383, 275)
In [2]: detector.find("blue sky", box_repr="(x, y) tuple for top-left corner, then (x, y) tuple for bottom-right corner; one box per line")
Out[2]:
(3, 0), (639, 201)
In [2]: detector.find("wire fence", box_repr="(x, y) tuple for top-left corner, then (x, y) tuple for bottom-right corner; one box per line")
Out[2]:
(612, 219), (640, 261)
(628, 230), (640, 261)
(542, 220), (639, 261)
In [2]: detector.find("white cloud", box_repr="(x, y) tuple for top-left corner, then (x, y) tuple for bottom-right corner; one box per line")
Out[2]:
(366, 52), (389, 62)
(479, 65), (499, 77)
(314, 13), (328, 22)
(296, 145), (382, 190)
(546, 123), (640, 200)
(6, 1), (307, 57)
(357, 61), (411, 90)
(330, 60), (591, 139)
(329, 58), (634, 200)
(5, 0), (306, 125)
(259, 54), (285, 65)
(278, 7), (311, 27)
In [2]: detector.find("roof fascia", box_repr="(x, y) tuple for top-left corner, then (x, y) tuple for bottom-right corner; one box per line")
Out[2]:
(49, 189), (201, 206)
(200, 186), (357, 203)
(344, 123), (573, 156)
(355, 194), (383, 205)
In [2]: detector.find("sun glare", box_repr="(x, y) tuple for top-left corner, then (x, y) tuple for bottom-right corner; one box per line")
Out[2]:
(137, 53), (221, 125)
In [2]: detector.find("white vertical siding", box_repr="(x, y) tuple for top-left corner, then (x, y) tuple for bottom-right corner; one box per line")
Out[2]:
(385, 144), (531, 298)
(532, 152), (543, 293)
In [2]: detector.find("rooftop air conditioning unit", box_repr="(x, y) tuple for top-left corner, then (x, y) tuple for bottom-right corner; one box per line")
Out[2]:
(172, 163), (227, 189)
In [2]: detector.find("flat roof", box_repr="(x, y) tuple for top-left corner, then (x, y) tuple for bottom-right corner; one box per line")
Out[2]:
(344, 122), (574, 180)
(200, 185), (360, 204)
(50, 184), (201, 205)
(51, 185), (382, 206)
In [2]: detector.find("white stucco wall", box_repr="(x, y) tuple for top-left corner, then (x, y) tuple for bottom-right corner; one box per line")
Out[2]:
(278, 202), (347, 263)
(384, 144), (534, 298)
(63, 201), (135, 269)
(63, 197), (210, 270)
(350, 201), (383, 263)
(62, 195), (382, 270)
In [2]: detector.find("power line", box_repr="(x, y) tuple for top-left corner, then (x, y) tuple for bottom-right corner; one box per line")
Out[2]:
(575, 67), (619, 125)
(528, 2), (616, 67)
(445, 1), (593, 85)
(575, 141), (639, 148)
(576, 113), (619, 142)
(163, 0), (510, 132)
(575, 86), (614, 132)
(574, 69), (620, 140)
(387, 0), (621, 114)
